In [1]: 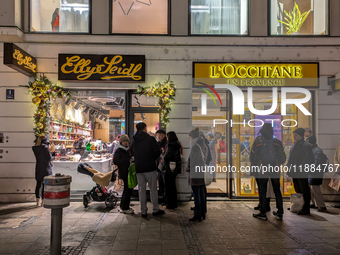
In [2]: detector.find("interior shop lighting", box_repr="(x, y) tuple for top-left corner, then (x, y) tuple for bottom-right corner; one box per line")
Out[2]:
(89, 109), (96, 117)
(95, 112), (101, 118)
(104, 117), (108, 122)
(114, 97), (121, 105)
(65, 97), (73, 106)
(118, 98), (125, 108)
(99, 115), (104, 120)
(74, 101), (82, 110)
(83, 106), (90, 114)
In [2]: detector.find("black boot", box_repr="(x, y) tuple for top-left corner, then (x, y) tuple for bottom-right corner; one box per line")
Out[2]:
(254, 203), (261, 210)
(266, 198), (271, 212)
(189, 215), (201, 222)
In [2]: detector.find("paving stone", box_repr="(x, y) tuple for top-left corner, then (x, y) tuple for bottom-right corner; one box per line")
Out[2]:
(252, 243), (285, 254)
(281, 249), (313, 255)
(270, 238), (303, 249)
(115, 230), (140, 240)
(84, 245), (111, 255)
(201, 243), (230, 254)
(223, 239), (252, 249)
(229, 248), (259, 255)
(112, 240), (138, 251)
(0, 242), (30, 254)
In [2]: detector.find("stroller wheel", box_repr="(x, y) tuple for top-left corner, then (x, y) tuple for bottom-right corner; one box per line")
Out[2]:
(105, 195), (117, 208)
(83, 194), (90, 208)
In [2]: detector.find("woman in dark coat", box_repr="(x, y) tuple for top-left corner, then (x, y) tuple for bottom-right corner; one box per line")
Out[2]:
(163, 131), (183, 210)
(32, 136), (53, 206)
(113, 134), (133, 214)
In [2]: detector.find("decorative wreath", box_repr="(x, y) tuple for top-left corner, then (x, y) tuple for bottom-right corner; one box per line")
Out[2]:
(22, 75), (71, 142)
(137, 77), (176, 128)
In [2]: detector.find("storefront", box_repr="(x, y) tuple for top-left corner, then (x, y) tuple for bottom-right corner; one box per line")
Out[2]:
(192, 62), (318, 198)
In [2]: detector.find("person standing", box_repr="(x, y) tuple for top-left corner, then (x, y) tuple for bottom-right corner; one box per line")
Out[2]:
(186, 128), (207, 222)
(251, 124), (286, 220)
(130, 122), (164, 217)
(163, 131), (183, 210)
(306, 135), (327, 212)
(72, 135), (85, 155)
(32, 136), (53, 206)
(113, 135), (133, 214)
(156, 129), (167, 205)
(287, 128), (315, 215)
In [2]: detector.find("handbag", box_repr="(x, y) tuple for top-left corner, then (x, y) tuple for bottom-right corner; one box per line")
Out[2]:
(197, 144), (213, 186)
(329, 174), (340, 191)
(127, 163), (138, 189)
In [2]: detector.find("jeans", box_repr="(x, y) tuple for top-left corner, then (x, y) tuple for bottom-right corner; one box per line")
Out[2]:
(165, 172), (177, 208)
(158, 171), (166, 202)
(259, 176), (283, 215)
(137, 171), (160, 214)
(293, 178), (311, 211)
(192, 185), (206, 217)
(310, 185), (326, 208)
(120, 177), (133, 210)
(35, 181), (44, 199)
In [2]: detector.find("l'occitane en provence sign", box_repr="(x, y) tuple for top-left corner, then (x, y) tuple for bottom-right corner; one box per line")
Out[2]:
(58, 54), (145, 82)
(194, 63), (319, 87)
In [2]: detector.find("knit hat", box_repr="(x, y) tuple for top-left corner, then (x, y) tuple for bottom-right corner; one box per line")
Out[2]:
(199, 131), (205, 138)
(119, 134), (130, 144)
(189, 127), (199, 138)
(293, 128), (305, 139)
(306, 135), (316, 145)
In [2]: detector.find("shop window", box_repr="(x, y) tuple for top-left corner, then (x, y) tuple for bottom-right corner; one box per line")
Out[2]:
(30, 0), (90, 33)
(233, 91), (313, 197)
(111, 0), (168, 34)
(190, 0), (248, 35)
(270, 0), (328, 35)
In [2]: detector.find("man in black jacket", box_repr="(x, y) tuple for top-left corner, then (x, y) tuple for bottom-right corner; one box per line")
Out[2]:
(156, 129), (167, 205)
(287, 128), (315, 215)
(251, 123), (286, 220)
(130, 122), (164, 217)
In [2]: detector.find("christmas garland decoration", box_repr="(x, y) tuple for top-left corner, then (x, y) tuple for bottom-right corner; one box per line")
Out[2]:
(137, 77), (176, 128)
(54, 119), (88, 129)
(21, 75), (71, 142)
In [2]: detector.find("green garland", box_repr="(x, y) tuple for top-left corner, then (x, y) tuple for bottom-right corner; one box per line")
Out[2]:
(21, 74), (72, 142)
(137, 77), (176, 128)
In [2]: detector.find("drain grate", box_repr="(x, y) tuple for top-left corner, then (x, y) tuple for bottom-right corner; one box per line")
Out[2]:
(178, 211), (205, 255)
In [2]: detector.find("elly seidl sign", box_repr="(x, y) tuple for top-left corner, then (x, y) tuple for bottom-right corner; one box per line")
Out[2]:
(3, 43), (37, 77)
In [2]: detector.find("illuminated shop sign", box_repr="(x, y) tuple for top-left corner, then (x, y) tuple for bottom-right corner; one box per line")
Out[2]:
(3, 43), (37, 77)
(194, 62), (319, 87)
(58, 54), (145, 82)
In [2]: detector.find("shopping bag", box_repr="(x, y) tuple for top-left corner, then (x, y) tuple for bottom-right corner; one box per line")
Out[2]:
(128, 163), (138, 189)
(290, 193), (304, 213)
(329, 174), (340, 191)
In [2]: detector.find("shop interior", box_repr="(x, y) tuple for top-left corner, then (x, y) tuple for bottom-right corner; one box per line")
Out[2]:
(192, 90), (313, 197)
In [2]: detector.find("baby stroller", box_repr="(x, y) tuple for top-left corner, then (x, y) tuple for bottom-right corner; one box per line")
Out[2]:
(77, 163), (119, 208)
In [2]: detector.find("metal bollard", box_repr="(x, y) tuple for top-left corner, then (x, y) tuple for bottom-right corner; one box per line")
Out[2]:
(44, 173), (72, 255)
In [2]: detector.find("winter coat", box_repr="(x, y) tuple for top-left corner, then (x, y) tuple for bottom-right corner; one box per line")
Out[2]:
(287, 139), (314, 178)
(32, 143), (53, 182)
(186, 137), (208, 186)
(113, 144), (131, 181)
(334, 144), (340, 165)
(163, 141), (182, 174)
(309, 145), (324, 185)
(130, 131), (161, 173)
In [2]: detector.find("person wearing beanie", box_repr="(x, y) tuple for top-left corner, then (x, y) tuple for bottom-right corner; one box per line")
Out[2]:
(32, 135), (53, 206)
(287, 128), (314, 215)
(113, 134), (134, 214)
(250, 123), (286, 221)
(130, 122), (164, 217)
(306, 135), (327, 212)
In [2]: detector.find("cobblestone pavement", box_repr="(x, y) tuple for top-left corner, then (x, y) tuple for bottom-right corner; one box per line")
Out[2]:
(1, 201), (340, 255)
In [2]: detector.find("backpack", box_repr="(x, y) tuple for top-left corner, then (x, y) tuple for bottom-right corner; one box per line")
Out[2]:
(259, 138), (277, 165)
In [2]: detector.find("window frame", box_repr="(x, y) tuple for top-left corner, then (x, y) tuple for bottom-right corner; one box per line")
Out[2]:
(29, 0), (92, 34)
(268, 0), (330, 37)
(188, 0), (250, 36)
(109, 0), (171, 36)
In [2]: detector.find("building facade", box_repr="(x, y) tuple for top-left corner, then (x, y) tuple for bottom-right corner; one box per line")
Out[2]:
(1, 0), (340, 202)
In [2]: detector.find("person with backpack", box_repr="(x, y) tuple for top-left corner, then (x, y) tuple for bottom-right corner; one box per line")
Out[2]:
(162, 131), (183, 210)
(113, 135), (133, 214)
(251, 123), (286, 220)
(287, 128), (315, 215)
(306, 135), (327, 212)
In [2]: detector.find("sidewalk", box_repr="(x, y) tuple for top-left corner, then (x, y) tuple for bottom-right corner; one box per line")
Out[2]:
(1, 201), (340, 255)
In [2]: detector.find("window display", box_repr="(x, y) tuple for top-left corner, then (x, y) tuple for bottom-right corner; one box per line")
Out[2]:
(190, 0), (248, 35)
(31, 0), (90, 33)
(270, 0), (328, 35)
(111, 0), (168, 34)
